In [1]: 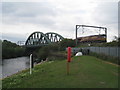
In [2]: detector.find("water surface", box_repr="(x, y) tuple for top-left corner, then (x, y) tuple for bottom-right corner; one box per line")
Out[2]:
(2, 57), (30, 78)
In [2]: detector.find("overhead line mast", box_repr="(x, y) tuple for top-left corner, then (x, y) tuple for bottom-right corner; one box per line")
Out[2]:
(75, 25), (107, 46)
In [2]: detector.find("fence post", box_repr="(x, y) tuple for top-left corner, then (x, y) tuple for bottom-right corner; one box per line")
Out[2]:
(30, 54), (33, 74)
(109, 47), (110, 56)
(116, 47), (118, 57)
(95, 47), (96, 53)
(99, 46), (100, 54)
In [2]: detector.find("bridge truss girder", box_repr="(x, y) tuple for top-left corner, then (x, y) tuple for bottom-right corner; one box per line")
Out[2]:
(45, 32), (64, 43)
(25, 32), (64, 47)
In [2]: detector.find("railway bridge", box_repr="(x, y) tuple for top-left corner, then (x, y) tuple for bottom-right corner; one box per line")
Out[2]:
(25, 32), (64, 47)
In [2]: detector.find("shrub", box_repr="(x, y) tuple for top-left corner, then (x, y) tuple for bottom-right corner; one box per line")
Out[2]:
(36, 44), (60, 61)
(2, 40), (25, 59)
(89, 52), (118, 64)
(37, 46), (50, 61)
(48, 51), (67, 61)
(35, 43), (70, 63)
(59, 39), (75, 51)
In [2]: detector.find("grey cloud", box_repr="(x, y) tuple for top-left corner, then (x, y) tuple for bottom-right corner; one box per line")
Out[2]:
(119, 2), (120, 37)
(2, 2), (57, 26)
(2, 2), (57, 17)
(23, 16), (56, 26)
(92, 2), (118, 41)
(2, 2), (17, 14)
(2, 33), (26, 43)
(93, 2), (118, 25)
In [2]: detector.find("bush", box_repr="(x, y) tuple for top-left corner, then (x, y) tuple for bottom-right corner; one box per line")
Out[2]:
(89, 52), (119, 64)
(48, 51), (67, 61)
(2, 40), (25, 59)
(59, 39), (75, 51)
(35, 43), (70, 63)
(48, 43), (60, 51)
(37, 46), (50, 61)
(35, 39), (76, 63)
(36, 44), (60, 61)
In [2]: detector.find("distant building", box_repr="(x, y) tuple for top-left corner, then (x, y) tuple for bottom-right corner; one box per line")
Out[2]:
(77, 34), (107, 43)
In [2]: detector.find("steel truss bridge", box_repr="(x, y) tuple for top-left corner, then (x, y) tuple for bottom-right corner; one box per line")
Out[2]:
(25, 32), (64, 47)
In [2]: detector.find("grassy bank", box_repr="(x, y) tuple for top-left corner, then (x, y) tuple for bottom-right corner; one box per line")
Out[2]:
(2, 56), (119, 88)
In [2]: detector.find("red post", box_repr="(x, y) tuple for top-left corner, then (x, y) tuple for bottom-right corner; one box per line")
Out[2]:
(67, 47), (71, 75)
(67, 47), (71, 62)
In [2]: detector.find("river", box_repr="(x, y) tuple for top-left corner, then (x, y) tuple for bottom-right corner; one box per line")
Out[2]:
(1, 57), (30, 79)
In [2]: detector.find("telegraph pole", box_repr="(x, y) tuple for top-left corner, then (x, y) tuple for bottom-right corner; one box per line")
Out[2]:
(76, 25), (78, 46)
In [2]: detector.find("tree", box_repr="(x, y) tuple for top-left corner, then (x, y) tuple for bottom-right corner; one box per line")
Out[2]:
(59, 39), (75, 50)
(113, 36), (118, 42)
(2, 40), (25, 59)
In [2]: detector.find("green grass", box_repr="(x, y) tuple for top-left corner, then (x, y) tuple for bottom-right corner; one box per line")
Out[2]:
(2, 56), (119, 88)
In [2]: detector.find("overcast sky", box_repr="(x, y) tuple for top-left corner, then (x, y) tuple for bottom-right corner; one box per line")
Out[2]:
(1, 0), (119, 43)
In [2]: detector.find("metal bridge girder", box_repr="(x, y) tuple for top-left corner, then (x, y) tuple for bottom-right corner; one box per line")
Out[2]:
(25, 32), (51, 46)
(45, 32), (64, 43)
(25, 32), (64, 47)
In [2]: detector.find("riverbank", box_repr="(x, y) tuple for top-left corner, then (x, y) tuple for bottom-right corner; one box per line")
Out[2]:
(1, 59), (47, 80)
(2, 56), (119, 88)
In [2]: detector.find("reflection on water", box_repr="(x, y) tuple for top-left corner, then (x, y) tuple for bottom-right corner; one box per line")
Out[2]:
(2, 57), (30, 78)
